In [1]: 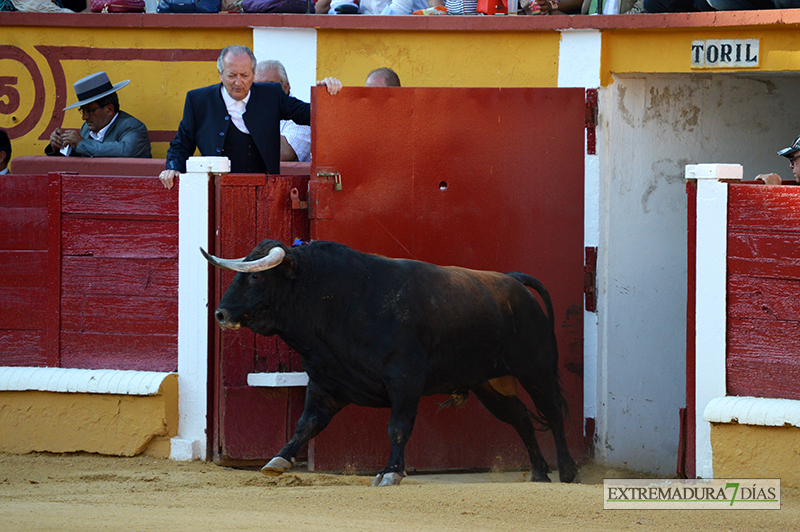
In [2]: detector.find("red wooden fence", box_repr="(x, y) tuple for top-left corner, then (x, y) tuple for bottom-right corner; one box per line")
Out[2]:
(684, 180), (800, 479)
(726, 183), (800, 400)
(0, 174), (49, 367)
(0, 172), (179, 372)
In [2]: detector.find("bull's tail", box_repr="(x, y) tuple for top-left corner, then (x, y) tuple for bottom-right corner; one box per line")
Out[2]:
(504, 271), (571, 432)
(505, 272), (555, 328)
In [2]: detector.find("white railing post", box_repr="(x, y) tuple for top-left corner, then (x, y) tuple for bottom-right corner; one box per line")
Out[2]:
(171, 156), (229, 461)
(685, 163), (741, 478)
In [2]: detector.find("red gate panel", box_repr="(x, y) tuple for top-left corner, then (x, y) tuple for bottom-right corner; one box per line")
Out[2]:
(308, 87), (585, 472)
(212, 174), (310, 464)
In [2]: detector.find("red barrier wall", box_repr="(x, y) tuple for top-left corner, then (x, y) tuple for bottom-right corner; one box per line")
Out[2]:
(726, 184), (800, 400)
(0, 172), (179, 371)
(0, 174), (49, 367)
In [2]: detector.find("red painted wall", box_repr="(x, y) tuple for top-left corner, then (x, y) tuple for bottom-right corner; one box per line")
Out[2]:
(726, 184), (800, 400)
(0, 174), (49, 367)
(0, 172), (179, 371)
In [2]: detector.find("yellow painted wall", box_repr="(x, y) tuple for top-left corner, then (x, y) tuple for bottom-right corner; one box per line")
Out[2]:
(602, 27), (800, 85)
(0, 374), (178, 459)
(316, 29), (560, 89)
(7, 23), (800, 160)
(711, 423), (800, 489)
(2, 27), (251, 159)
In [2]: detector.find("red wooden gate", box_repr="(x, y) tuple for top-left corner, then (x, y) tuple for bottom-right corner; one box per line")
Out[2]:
(211, 174), (310, 464)
(307, 87), (586, 472)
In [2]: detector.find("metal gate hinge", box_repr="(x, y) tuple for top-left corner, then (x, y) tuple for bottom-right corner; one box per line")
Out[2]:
(290, 188), (308, 210)
(585, 89), (598, 156)
(584, 246), (598, 313)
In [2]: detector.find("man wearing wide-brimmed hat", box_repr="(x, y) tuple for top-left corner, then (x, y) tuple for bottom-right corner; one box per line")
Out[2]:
(46, 71), (151, 158)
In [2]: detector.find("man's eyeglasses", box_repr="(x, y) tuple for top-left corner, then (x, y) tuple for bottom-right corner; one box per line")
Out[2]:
(78, 105), (103, 116)
(790, 154), (800, 168)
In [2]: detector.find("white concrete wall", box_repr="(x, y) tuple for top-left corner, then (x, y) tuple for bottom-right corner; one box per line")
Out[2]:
(253, 28), (319, 104)
(595, 73), (800, 474)
(557, 29), (602, 433)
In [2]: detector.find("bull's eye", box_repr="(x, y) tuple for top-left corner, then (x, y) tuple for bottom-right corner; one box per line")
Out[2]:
(249, 273), (261, 282)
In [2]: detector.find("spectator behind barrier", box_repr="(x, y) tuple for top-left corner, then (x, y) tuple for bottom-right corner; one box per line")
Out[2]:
(755, 134), (800, 186)
(315, 0), (428, 14)
(641, 0), (711, 13)
(0, 128), (10, 175)
(159, 45), (342, 190)
(530, 0), (643, 14)
(254, 60), (312, 163)
(693, 0), (795, 9)
(45, 72), (152, 159)
(365, 67), (402, 87)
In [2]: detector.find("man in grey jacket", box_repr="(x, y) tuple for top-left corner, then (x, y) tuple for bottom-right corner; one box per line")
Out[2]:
(46, 71), (151, 158)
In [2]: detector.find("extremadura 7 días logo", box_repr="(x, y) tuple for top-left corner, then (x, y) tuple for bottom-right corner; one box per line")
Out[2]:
(604, 478), (780, 510)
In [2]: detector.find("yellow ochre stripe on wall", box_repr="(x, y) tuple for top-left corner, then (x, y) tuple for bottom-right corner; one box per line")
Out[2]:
(316, 29), (561, 89)
(602, 28), (800, 86)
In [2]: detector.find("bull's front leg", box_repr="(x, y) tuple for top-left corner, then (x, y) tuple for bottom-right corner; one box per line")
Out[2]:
(372, 395), (420, 487)
(261, 382), (346, 477)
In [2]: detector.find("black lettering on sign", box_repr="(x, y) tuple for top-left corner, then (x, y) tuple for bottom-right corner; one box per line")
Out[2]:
(706, 44), (719, 64)
(691, 39), (760, 69)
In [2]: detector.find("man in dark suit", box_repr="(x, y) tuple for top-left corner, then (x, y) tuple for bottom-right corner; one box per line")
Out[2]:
(159, 45), (341, 189)
(45, 71), (151, 159)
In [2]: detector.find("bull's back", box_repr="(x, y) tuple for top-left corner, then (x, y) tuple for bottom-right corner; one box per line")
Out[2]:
(296, 244), (554, 396)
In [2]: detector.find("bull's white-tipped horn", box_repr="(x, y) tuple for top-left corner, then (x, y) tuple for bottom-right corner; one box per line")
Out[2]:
(200, 246), (286, 272)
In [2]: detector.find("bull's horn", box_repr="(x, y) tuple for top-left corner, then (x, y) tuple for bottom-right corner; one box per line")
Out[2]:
(200, 246), (286, 272)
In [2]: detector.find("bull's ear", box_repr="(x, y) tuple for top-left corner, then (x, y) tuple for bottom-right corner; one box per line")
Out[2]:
(279, 252), (297, 279)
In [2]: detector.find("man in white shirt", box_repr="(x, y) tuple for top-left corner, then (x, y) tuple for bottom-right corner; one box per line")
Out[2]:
(159, 46), (341, 189)
(254, 60), (312, 163)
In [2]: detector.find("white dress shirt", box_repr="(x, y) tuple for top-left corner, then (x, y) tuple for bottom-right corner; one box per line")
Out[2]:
(221, 86), (251, 135)
(89, 112), (119, 142)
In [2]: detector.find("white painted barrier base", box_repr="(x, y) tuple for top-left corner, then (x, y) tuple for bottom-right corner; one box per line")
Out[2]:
(169, 438), (205, 461)
(704, 396), (800, 428)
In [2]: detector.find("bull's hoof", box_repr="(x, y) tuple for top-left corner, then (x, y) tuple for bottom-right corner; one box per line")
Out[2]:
(260, 456), (292, 477)
(371, 471), (405, 487)
(559, 464), (579, 484)
(530, 471), (552, 483)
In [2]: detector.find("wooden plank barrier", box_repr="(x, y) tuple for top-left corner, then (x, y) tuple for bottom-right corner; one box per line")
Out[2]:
(0, 174), (49, 367)
(0, 172), (179, 372)
(726, 183), (800, 400)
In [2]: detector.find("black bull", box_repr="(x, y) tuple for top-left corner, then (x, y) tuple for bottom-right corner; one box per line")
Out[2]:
(203, 239), (577, 486)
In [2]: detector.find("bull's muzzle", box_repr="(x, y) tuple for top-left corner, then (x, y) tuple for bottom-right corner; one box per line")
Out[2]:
(214, 308), (241, 330)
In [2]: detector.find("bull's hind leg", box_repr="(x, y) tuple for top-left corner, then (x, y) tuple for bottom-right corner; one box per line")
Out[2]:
(518, 377), (578, 484)
(472, 382), (552, 482)
(262, 382), (346, 476)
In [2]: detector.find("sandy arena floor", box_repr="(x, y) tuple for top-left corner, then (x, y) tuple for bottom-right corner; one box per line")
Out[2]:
(0, 453), (797, 532)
